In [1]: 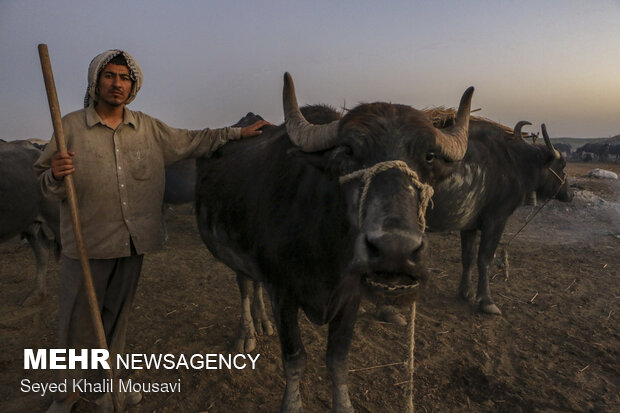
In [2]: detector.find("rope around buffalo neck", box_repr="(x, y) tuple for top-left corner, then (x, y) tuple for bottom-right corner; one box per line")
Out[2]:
(339, 159), (430, 413)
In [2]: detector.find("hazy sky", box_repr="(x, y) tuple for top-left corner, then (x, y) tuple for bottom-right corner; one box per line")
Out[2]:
(1, 0), (619, 140)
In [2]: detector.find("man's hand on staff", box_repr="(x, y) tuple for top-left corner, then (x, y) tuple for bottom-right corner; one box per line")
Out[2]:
(240, 120), (272, 138)
(51, 151), (75, 180)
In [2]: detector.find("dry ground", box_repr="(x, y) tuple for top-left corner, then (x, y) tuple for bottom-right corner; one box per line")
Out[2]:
(1, 162), (618, 413)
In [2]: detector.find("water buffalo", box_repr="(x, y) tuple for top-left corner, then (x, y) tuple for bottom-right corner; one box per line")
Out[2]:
(0, 140), (60, 304)
(195, 73), (474, 412)
(164, 159), (196, 206)
(577, 142), (613, 162)
(422, 120), (573, 314)
(161, 158), (196, 240)
(160, 114), (267, 240)
(374, 119), (573, 321)
(611, 144), (620, 162)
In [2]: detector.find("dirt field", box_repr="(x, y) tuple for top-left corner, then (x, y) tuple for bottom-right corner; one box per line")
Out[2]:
(1, 161), (618, 413)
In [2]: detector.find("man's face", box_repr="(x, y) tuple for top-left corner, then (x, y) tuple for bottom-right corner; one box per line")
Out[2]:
(96, 63), (133, 107)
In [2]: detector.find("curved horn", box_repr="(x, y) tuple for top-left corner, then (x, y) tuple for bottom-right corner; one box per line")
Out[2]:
(283, 72), (340, 152)
(513, 121), (532, 140)
(435, 86), (475, 161)
(541, 123), (561, 159)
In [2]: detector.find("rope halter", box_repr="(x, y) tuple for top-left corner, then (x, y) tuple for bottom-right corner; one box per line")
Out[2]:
(338, 160), (429, 413)
(547, 166), (566, 187)
(338, 160), (434, 232)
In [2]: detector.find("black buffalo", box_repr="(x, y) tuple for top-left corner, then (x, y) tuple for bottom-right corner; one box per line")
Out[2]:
(240, 114), (573, 323)
(0, 140), (60, 304)
(160, 114), (267, 240)
(423, 120), (573, 314)
(576, 142), (616, 162)
(161, 158), (196, 240)
(612, 144), (620, 161)
(164, 159), (196, 206)
(163, 113), (266, 206)
(195, 73), (474, 412)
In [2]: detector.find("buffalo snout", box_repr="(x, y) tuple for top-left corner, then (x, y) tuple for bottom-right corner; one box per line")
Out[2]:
(556, 180), (574, 202)
(364, 228), (425, 273)
(350, 226), (428, 300)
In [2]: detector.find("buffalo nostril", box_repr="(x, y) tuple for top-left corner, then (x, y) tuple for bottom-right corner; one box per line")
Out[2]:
(365, 236), (381, 259)
(410, 238), (426, 261)
(364, 230), (424, 267)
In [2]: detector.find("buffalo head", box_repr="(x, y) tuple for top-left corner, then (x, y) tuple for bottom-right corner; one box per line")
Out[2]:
(538, 124), (573, 202)
(282, 73), (474, 301)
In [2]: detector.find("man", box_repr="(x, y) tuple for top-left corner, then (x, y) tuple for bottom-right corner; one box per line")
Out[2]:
(35, 50), (269, 413)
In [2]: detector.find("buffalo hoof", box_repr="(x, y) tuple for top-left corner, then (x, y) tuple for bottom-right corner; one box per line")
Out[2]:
(94, 393), (115, 413)
(376, 305), (407, 326)
(255, 318), (275, 336)
(235, 336), (257, 353)
(479, 302), (502, 315)
(280, 394), (303, 413)
(333, 402), (355, 413)
(458, 285), (474, 301)
(126, 390), (142, 406)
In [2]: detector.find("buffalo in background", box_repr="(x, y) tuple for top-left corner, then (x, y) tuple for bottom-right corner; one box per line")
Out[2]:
(161, 114), (267, 239)
(576, 141), (620, 162)
(0, 140), (60, 304)
(421, 119), (573, 314)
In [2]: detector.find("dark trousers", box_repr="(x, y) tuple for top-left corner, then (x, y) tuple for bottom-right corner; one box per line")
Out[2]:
(54, 248), (143, 402)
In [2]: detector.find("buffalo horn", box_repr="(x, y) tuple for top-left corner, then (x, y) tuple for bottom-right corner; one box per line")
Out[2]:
(541, 124), (561, 159)
(513, 121), (532, 140)
(434, 86), (475, 161)
(282, 72), (340, 152)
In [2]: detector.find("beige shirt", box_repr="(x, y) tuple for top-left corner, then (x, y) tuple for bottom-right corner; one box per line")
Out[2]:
(35, 104), (242, 259)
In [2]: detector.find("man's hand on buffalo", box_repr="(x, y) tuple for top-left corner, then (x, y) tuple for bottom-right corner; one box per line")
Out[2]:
(240, 120), (272, 138)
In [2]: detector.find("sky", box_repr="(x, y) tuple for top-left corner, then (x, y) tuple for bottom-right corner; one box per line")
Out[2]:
(1, 0), (619, 140)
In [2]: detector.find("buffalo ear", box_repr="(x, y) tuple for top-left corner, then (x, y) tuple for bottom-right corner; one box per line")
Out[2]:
(286, 147), (331, 170)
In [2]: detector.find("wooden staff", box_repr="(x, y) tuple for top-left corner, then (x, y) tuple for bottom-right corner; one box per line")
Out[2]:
(38, 44), (121, 412)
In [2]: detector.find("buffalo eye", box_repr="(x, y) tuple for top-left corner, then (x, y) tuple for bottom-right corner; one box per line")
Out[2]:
(341, 145), (354, 157)
(327, 145), (355, 175)
(330, 145), (353, 161)
(425, 151), (436, 164)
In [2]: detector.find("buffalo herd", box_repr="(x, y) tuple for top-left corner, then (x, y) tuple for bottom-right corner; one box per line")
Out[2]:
(2, 73), (580, 412)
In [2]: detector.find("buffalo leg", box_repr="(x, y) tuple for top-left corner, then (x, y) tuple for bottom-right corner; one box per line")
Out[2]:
(327, 295), (360, 413)
(251, 281), (274, 336)
(270, 291), (306, 413)
(235, 273), (258, 353)
(476, 224), (505, 315)
(458, 229), (477, 301)
(22, 230), (48, 306)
